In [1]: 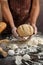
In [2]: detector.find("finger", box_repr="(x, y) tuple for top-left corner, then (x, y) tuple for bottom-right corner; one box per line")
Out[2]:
(17, 37), (27, 41)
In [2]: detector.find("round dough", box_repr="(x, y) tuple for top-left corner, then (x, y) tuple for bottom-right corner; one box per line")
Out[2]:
(23, 54), (31, 61)
(0, 22), (7, 33)
(8, 50), (15, 56)
(17, 24), (34, 37)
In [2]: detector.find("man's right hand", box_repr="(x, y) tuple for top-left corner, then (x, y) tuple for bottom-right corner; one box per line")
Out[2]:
(12, 27), (19, 38)
(12, 27), (27, 41)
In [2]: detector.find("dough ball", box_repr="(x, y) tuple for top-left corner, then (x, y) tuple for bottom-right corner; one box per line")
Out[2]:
(8, 50), (15, 56)
(23, 54), (31, 61)
(0, 22), (7, 33)
(15, 56), (22, 65)
(17, 24), (34, 37)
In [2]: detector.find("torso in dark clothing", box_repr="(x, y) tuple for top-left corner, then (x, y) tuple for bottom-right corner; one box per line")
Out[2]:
(8, 0), (32, 27)
(1, 0), (32, 38)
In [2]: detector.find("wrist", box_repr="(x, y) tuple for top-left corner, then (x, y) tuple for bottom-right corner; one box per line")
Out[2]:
(12, 26), (16, 31)
(12, 26), (17, 31)
(30, 23), (36, 26)
(29, 18), (36, 26)
(11, 25), (16, 29)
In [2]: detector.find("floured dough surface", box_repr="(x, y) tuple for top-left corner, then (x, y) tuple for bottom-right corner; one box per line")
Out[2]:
(17, 24), (34, 37)
(27, 35), (43, 46)
(0, 34), (43, 46)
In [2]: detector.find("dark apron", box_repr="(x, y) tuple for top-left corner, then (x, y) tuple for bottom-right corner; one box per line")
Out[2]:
(1, 0), (33, 38)
(8, 0), (32, 27)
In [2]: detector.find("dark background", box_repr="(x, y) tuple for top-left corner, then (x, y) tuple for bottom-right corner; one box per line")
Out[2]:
(37, 0), (43, 33)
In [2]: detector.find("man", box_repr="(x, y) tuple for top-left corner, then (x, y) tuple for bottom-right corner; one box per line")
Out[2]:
(0, 0), (40, 39)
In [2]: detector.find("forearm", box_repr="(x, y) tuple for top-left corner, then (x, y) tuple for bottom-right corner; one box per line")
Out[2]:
(27, 0), (40, 25)
(1, 0), (15, 29)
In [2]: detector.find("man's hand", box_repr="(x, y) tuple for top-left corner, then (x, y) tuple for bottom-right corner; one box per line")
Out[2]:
(32, 24), (37, 34)
(12, 27), (19, 38)
(12, 27), (27, 41)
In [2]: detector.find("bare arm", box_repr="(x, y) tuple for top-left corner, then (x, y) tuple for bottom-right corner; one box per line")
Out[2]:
(27, 0), (40, 25)
(26, 0), (40, 34)
(1, 0), (15, 29)
(0, 0), (19, 38)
